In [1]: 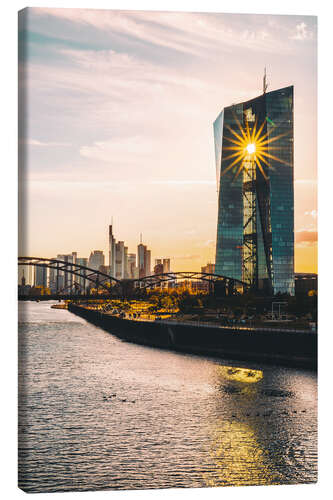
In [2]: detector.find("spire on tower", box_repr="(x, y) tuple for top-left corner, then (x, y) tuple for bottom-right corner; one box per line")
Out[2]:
(263, 67), (268, 94)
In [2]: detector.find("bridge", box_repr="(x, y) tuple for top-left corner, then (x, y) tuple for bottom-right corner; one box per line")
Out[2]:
(18, 257), (249, 299)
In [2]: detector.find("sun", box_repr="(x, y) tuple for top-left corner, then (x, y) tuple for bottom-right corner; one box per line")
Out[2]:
(221, 110), (291, 182)
(246, 143), (256, 155)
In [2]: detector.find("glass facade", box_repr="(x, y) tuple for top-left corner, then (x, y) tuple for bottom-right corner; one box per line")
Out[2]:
(214, 86), (294, 295)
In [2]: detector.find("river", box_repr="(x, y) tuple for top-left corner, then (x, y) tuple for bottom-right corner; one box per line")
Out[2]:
(18, 301), (317, 493)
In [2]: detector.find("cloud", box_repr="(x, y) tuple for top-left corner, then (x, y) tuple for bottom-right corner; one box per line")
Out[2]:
(195, 239), (215, 247)
(290, 22), (313, 41)
(150, 180), (215, 186)
(80, 137), (154, 163)
(31, 8), (297, 57)
(295, 230), (317, 246)
(174, 254), (201, 260)
(304, 209), (317, 218)
(26, 139), (71, 147)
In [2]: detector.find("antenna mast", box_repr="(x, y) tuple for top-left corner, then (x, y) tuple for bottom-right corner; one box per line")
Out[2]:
(263, 67), (268, 94)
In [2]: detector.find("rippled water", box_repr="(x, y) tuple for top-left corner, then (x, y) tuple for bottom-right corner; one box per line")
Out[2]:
(18, 301), (317, 493)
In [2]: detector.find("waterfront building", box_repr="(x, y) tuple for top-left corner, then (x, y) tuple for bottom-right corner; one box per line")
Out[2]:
(214, 85), (294, 294)
(295, 273), (317, 296)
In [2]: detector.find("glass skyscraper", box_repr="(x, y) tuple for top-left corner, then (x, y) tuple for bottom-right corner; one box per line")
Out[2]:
(214, 86), (294, 295)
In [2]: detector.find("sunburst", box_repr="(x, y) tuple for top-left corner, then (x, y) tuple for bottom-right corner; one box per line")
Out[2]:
(221, 111), (291, 182)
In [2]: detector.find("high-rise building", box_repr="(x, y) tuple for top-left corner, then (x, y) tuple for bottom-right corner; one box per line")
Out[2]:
(48, 260), (57, 292)
(109, 224), (116, 278)
(88, 250), (105, 270)
(214, 85), (294, 295)
(201, 263), (215, 274)
(76, 257), (88, 292)
(56, 253), (76, 293)
(127, 253), (137, 279)
(154, 258), (171, 274)
(162, 258), (170, 273)
(115, 241), (125, 279)
(138, 242), (151, 278)
(154, 262), (164, 275)
(34, 266), (47, 288)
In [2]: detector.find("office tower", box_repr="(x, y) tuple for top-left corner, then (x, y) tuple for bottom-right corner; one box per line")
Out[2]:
(154, 262), (164, 275)
(201, 263), (215, 274)
(115, 241), (125, 279)
(214, 85), (294, 295)
(138, 241), (151, 278)
(109, 224), (116, 278)
(34, 266), (47, 288)
(56, 253), (76, 293)
(124, 246), (128, 279)
(128, 253), (136, 279)
(48, 260), (57, 292)
(88, 250), (105, 270)
(162, 258), (170, 273)
(76, 257), (88, 292)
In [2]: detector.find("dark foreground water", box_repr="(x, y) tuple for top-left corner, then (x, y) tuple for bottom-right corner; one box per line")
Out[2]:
(18, 301), (317, 492)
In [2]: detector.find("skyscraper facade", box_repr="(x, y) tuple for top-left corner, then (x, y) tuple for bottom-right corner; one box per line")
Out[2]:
(34, 266), (47, 288)
(108, 225), (116, 278)
(88, 250), (105, 270)
(214, 85), (294, 295)
(76, 257), (88, 292)
(57, 253), (76, 292)
(115, 241), (125, 279)
(127, 253), (137, 279)
(138, 243), (151, 278)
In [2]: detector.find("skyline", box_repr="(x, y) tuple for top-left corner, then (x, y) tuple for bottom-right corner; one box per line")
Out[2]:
(19, 8), (317, 273)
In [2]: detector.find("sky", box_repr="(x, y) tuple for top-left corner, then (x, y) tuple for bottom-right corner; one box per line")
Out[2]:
(18, 7), (317, 273)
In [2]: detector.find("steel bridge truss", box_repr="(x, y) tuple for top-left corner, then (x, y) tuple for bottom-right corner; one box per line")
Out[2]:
(132, 271), (247, 294)
(18, 258), (248, 297)
(18, 257), (121, 294)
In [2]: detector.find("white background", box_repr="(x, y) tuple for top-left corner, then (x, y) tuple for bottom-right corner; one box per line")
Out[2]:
(1, 1), (331, 499)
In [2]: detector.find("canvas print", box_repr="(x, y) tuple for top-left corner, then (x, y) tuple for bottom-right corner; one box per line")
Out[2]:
(18, 7), (317, 493)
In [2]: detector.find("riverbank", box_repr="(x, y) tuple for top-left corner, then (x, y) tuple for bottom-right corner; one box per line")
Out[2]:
(68, 303), (317, 370)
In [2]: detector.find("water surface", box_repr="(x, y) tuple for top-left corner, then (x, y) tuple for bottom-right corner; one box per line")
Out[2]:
(18, 301), (317, 492)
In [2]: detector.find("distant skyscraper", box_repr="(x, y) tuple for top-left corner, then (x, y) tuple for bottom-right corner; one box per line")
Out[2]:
(109, 224), (116, 278)
(48, 260), (57, 292)
(34, 266), (47, 288)
(127, 253), (136, 279)
(201, 263), (215, 274)
(57, 253), (76, 292)
(138, 241), (151, 278)
(154, 262), (164, 275)
(154, 258), (170, 274)
(162, 258), (170, 273)
(214, 85), (294, 294)
(115, 241), (125, 279)
(88, 250), (105, 270)
(76, 257), (88, 292)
